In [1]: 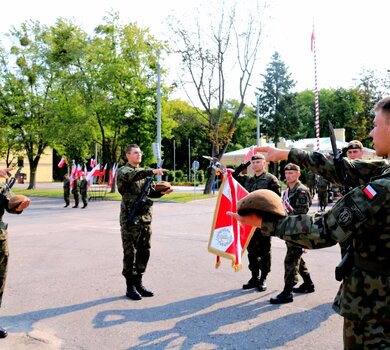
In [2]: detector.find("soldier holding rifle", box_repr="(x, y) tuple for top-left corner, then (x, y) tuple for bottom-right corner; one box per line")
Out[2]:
(117, 144), (172, 301)
(227, 96), (390, 349)
(0, 167), (30, 339)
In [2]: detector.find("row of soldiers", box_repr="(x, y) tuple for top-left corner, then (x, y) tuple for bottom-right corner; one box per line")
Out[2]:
(63, 173), (88, 208)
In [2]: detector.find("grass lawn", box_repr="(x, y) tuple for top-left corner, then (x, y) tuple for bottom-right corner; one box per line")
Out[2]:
(11, 188), (216, 203)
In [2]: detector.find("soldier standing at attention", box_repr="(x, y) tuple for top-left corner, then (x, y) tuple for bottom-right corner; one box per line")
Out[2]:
(0, 168), (30, 338)
(346, 140), (364, 160)
(80, 174), (88, 209)
(232, 153), (281, 292)
(71, 174), (80, 208)
(317, 175), (330, 212)
(116, 144), (172, 300)
(228, 95), (390, 349)
(270, 163), (314, 304)
(63, 174), (70, 208)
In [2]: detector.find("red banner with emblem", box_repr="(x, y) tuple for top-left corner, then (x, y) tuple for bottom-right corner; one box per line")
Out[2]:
(208, 169), (255, 271)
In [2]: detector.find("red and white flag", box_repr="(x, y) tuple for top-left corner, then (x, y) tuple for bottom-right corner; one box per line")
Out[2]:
(90, 158), (96, 168)
(109, 163), (118, 187)
(244, 146), (255, 163)
(57, 157), (66, 168)
(86, 163), (100, 186)
(208, 169), (255, 271)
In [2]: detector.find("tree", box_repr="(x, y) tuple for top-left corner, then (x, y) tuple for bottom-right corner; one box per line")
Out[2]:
(256, 52), (299, 144)
(168, 1), (265, 193)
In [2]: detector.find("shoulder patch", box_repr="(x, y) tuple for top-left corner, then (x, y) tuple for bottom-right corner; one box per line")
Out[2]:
(336, 208), (354, 227)
(363, 184), (377, 199)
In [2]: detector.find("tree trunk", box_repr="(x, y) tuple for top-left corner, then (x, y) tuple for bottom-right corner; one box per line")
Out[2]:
(27, 166), (37, 189)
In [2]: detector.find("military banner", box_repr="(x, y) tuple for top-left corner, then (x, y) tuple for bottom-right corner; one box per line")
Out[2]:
(208, 169), (255, 271)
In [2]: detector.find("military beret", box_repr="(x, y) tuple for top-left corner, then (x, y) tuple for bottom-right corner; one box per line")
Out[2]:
(346, 140), (363, 150)
(251, 153), (266, 161)
(8, 194), (27, 210)
(155, 181), (171, 192)
(284, 163), (300, 172)
(237, 189), (286, 220)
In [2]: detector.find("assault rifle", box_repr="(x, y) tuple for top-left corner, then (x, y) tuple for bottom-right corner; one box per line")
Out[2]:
(0, 166), (23, 204)
(127, 160), (163, 224)
(328, 122), (355, 281)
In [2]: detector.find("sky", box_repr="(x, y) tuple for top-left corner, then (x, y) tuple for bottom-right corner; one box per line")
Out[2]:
(1, 0), (389, 105)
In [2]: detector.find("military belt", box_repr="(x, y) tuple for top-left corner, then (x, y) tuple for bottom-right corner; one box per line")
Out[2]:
(354, 253), (390, 276)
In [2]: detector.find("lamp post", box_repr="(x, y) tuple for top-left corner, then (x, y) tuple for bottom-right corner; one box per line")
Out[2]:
(156, 52), (162, 181)
(256, 94), (260, 147)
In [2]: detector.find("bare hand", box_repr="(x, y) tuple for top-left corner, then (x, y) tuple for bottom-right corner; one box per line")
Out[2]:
(254, 146), (289, 163)
(152, 168), (168, 176)
(15, 197), (31, 212)
(0, 168), (13, 179)
(226, 211), (263, 227)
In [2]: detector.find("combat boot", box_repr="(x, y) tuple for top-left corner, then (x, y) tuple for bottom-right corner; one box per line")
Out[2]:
(293, 275), (315, 293)
(270, 291), (293, 304)
(135, 275), (154, 297)
(125, 277), (142, 300)
(242, 272), (260, 290)
(257, 276), (267, 292)
(0, 327), (7, 338)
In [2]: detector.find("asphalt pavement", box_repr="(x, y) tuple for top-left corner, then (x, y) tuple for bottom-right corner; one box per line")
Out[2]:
(0, 192), (342, 350)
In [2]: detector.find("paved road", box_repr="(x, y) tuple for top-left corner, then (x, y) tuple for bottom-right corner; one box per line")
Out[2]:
(0, 195), (342, 349)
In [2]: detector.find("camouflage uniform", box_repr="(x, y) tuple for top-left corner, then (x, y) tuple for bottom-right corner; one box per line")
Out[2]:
(116, 163), (162, 280)
(0, 189), (23, 307)
(307, 171), (317, 197)
(261, 148), (390, 349)
(79, 179), (88, 208)
(63, 177), (70, 206)
(282, 181), (312, 292)
(317, 176), (330, 211)
(71, 178), (80, 207)
(233, 166), (280, 285)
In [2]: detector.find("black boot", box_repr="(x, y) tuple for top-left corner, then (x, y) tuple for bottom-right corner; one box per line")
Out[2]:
(270, 290), (293, 304)
(257, 277), (267, 292)
(125, 277), (142, 300)
(0, 327), (7, 338)
(135, 275), (154, 297)
(293, 275), (315, 293)
(242, 272), (260, 290)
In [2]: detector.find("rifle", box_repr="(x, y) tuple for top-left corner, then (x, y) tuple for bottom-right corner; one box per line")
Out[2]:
(328, 122), (355, 281)
(0, 166), (23, 205)
(127, 160), (163, 224)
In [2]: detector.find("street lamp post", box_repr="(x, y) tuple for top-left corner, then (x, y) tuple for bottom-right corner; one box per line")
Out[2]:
(256, 94), (260, 147)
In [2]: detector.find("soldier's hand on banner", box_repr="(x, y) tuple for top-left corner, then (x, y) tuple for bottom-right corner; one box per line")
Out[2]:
(226, 211), (263, 227)
(254, 146), (289, 162)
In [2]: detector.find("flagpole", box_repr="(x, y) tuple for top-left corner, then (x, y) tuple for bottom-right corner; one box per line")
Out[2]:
(311, 23), (320, 151)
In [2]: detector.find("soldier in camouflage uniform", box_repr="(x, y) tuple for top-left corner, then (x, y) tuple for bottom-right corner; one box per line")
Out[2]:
(79, 174), (88, 209)
(230, 96), (390, 349)
(0, 168), (30, 339)
(307, 170), (317, 197)
(63, 174), (70, 208)
(317, 175), (330, 212)
(270, 163), (314, 304)
(71, 174), (80, 208)
(232, 153), (281, 292)
(116, 144), (172, 300)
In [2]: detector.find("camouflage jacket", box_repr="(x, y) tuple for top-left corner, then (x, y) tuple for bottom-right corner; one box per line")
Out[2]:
(71, 179), (80, 194)
(0, 187), (23, 238)
(117, 163), (160, 225)
(283, 181), (311, 215)
(234, 171), (281, 196)
(261, 155), (390, 321)
(79, 179), (88, 195)
(317, 176), (330, 193)
(63, 178), (70, 193)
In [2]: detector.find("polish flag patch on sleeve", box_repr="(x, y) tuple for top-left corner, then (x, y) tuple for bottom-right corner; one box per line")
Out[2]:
(363, 184), (377, 199)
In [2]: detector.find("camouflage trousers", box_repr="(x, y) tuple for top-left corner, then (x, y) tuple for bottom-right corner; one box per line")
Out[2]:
(0, 225), (9, 307)
(344, 317), (390, 349)
(247, 229), (271, 278)
(318, 190), (328, 209)
(72, 193), (79, 207)
(120, 222), (152, 278)
(64, 191), (70, 206)
(81, 193), (88, 207)
(284, 242), (310, 289)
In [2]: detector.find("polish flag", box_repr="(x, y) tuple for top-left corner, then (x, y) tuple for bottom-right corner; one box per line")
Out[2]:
(86, 163), (100, 186)
(109, 163), (118, 187)
(208, 169), (255, 271)
(90, 158), (96, 168)
(244, 146), (255, 163)
(57, 157), (66, 168)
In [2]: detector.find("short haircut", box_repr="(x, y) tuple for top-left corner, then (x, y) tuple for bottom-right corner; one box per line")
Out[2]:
(374, 96), (390, 123)
(125, 144), (140, 153)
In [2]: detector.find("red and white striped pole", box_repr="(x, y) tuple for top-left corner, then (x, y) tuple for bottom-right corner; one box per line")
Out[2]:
(311, 25), (320, 151)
